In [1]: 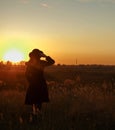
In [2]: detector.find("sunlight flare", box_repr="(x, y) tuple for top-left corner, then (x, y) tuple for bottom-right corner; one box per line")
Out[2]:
(3, 49), (24, 62)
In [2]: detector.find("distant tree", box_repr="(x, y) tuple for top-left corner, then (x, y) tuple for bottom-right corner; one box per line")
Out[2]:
(57, 63), (61, 66)
(19, 61), (26, 66)
(0, 61), (4, 69)
(0, 61), (4, 65)
(6, 61), (12, 66)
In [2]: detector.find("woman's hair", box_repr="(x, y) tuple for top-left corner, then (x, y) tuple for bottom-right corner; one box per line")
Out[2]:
(29, 49), (43, 58)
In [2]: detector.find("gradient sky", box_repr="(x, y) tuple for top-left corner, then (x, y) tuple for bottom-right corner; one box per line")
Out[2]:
(0, 0), (115, 64)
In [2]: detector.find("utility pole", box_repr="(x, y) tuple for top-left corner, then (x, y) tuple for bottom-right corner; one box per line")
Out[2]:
(76, 58), (77, 65)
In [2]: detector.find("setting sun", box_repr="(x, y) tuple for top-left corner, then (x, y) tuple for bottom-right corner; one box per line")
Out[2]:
(3, 49), (24, 62)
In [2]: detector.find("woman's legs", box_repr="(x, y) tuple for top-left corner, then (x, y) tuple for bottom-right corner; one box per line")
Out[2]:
(32, 103), (42, 115)
(36, 103), (42, 111)
(32, 104), (36, 115)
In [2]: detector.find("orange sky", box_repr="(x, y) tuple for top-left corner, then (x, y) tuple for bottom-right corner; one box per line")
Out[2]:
(0, 0), (115, 65)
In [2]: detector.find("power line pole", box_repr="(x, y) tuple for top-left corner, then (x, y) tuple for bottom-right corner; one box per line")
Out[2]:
(76, 58), (77, 65)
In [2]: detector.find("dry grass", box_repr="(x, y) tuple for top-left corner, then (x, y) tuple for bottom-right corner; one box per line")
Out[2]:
(0, 83), (115, 130)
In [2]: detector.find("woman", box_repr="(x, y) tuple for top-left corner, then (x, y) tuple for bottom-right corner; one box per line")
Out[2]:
(25, 49), (55, 115)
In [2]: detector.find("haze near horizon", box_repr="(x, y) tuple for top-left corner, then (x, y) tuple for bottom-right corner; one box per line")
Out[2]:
(0, 0), (115, 65)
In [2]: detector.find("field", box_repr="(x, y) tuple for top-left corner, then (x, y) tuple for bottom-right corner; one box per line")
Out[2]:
(0, 64), (115, 130)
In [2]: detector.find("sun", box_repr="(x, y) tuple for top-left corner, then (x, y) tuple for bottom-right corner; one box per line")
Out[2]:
(3, 49), (24, 62)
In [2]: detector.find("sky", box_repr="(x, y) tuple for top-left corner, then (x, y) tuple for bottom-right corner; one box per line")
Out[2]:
(0, 0), (115, 65)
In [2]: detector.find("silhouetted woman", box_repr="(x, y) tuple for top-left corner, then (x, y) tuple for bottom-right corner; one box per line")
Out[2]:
(25, 49), (55, 115)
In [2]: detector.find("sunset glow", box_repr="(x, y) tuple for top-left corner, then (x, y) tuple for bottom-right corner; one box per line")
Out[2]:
(0, 0), (115, 65)
(3, 49), (24, 62)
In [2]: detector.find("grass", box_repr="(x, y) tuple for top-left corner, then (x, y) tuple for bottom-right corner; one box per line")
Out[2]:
(0, 83), (115, 130)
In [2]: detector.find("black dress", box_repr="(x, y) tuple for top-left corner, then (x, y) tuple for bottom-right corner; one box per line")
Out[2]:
(25, 56), (55, 105)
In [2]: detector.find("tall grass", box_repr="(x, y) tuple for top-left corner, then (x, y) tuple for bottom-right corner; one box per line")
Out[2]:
(0, 81), (115, 130)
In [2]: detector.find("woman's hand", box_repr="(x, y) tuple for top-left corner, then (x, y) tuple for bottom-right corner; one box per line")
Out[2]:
(40, 53), (47, 57)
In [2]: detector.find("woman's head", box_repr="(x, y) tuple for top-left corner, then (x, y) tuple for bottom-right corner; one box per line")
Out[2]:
(29, 49), (43, 59)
